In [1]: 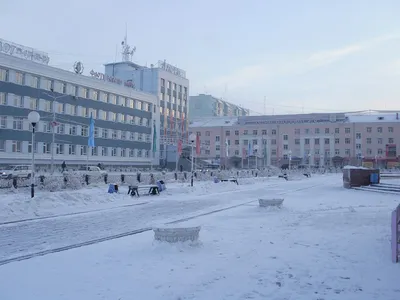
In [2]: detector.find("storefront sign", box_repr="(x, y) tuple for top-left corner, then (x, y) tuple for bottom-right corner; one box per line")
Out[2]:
(89, 70), (135, 88)
(158, 60), (186, 78)
(0, 38), (50, 65)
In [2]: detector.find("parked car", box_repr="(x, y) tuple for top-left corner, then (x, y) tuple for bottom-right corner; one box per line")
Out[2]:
(0, 165), (32, 179)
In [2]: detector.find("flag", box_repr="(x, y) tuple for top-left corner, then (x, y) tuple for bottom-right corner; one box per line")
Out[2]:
(248, 142), (252, 157)
(178, 139), (182, 154)
(196, 134), (200, 155)
(88, 113), (95, 147)
(225, 139), (229, 157)
(152, 123), (157, 153)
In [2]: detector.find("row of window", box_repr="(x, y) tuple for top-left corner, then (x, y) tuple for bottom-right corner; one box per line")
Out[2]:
(0, 93), (153, 127)
(160, 78), (187, 94)
(0, 68), (153, 112)
(196, 126), (395, 137)
(199, 136), (396, 146)
(0, 140), (151, 158)
(202, 148), (387, 157)
(0, 116), (152, 142)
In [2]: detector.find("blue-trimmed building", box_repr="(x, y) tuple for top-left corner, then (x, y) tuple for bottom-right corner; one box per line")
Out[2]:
(0, 42), (158, 168)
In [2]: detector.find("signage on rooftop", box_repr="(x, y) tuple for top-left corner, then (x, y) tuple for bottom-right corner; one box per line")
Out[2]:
(0, 38), (50, 65)
(158, 60), (186, 79)
(89, 70), (135, 89)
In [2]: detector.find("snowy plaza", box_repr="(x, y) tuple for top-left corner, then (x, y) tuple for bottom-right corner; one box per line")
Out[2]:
(0, 174), (399, 300)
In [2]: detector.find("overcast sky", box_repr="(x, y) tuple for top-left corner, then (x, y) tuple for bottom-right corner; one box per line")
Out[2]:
(2, 0), (400, 115)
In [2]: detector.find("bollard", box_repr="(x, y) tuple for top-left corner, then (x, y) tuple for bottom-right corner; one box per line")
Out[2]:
(252, 170), (254, 175)
(85, 174), (89, 185)
(174, 172), (177, 180)
(64, 175), (68, 185)
(184, 172), (187, 180)
(104, 174), (108, 184)
(180, 165), (183, 172)
(210, 171), (213, 177)
(194, 172), (197, 178)
(12, 177), (17, 188)
(137, 173), (141, 183)
(121, 174), (125, 183)
(255, 172), (258, 177)
(237, 171), (239, 176)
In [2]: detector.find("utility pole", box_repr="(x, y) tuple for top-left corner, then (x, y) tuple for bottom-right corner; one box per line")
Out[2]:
(44, 91), (69, 174)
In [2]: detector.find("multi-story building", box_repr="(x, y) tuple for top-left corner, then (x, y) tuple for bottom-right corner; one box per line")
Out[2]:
(0, 38), (158, 168)
(189, 94), (250, 119)
(189, 112), (400, 168)
(103, 54), (189, 165)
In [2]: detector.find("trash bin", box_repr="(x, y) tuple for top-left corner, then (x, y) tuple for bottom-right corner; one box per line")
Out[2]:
(370, 173), (379, 184)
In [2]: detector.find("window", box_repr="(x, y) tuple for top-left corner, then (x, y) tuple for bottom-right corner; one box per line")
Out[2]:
(345, 138), (350, 144)
(324, 138), (330, 145)
(378, 138), (383, 144)
(335, 138), (339, 144)
(377, 127), (382, 133)
(0, 116), (7, 128)
(56, 144), (64, 155)
(315, 138), (319, 145)
(81, 126), (88, 137)
(235, 140), (239, 145)
(225, 131), (230, 136)
(11, 141), (22, 152)
(0, 92), (6, 105)
(27, 141), (37, 153)
(197, 131), (201, 136)
(367, 127), (372, 133)
(13, 95), (23, 107)
(366, 138), (371, 144)
(108, 94), (117, 105)
(235, 130), (239, 136)
(294, 128), (300, 134)
(389, 138), (394, 144)
(283, 135), (288, 141)
(304, 138), (310, 145)
(356, 144), (361, 149)
(262, 129), (267, 135)
(253, 130), (258, 135)
(345, 149), (350, 156)
(283, 145), (288, 150)
(111, 148), (117, 156)
(345, 128), (350, 134)
(15, 72), (24, 84)
(112, 130), (117, 139)
(81, 146), (87, 156)
(305, 129), (310, 134)
(13, 117), (23, 130)
(206, 131), (210, 136)
(69, 145), (76, 155)
(81, 87), (88, 98)
(295, 139), (300, 145)
(216, 136), (220, 142)
(389, 127), (394, 133)
(43, 143), (51, 154)
(335, 128), (339, 134)
(0, 68), (9, 81)
(325, 128), (329, 134)
(69, 125), (77, 135)
(29, 97), (38, 110)
(378, 149), (383, 155)
(335, 149), (340, 155)
(216, 145), (220, 151)
(356, 133), (361, 139)
(102, 129), (108, 139)
(366, 148), (372, 155)
(57, 124), (65, 134)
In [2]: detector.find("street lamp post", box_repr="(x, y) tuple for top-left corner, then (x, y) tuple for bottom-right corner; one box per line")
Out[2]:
(28, 111), (40, 198)
(189, 133), (196, 187)
(288, 150), (292, 171)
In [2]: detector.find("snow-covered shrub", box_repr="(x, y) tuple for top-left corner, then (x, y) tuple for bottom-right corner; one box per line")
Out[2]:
(63, 173), (84, 190)
(42, 176), (64, 192)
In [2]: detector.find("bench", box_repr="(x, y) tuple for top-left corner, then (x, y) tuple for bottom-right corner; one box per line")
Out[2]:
(128, 185), (159, 197)
(392, 204), (400, 263)
(220, 178), (239, 185)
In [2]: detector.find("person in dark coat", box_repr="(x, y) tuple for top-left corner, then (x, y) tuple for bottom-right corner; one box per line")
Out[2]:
(61, 161), (66, 172)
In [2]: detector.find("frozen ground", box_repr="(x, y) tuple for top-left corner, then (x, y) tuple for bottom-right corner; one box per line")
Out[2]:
(0, 174), (399, 299)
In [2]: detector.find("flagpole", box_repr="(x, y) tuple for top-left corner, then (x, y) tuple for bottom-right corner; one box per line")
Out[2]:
(86, 146), (90, 170)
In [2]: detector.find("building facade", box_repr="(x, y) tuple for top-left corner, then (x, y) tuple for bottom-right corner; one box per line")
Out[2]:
(103, 60), (189, 165)
(189, 94), (250, 119)
(0, 40), (158, 168)
(189, 112), (400, 168)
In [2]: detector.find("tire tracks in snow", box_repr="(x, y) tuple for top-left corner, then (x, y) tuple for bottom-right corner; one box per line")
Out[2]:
(0, 183), (322, 266)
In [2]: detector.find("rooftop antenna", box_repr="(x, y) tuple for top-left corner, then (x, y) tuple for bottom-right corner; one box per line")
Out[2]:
(121, 24), (136, 62)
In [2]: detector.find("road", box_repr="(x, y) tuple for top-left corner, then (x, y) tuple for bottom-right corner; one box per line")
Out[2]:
(0, 178), (325, 263)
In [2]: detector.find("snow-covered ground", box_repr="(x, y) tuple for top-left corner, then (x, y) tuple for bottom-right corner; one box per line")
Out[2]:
(0, 174), (399, 299)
